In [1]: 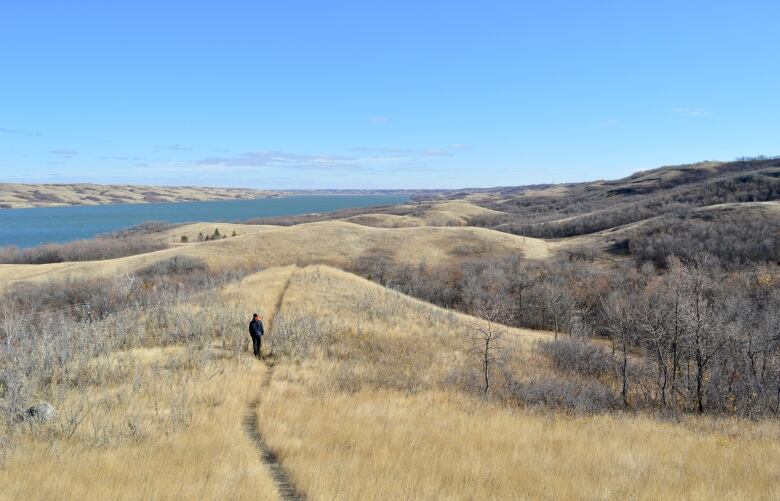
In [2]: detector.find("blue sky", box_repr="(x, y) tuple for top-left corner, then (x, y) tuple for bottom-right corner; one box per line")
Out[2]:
(1, 1), (778, 189)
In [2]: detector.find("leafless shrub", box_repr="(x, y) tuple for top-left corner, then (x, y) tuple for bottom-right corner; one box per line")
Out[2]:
(469, 213), (511, 227)
(268, 311), (333, 358)
(509, 378), (621, 413)
(138, 256), (208, 278)
(537, 338), (612, 378)
(451, 241), (490, 256)
(0, 236), (167, 264)
(113, 221), (177, 237)
(0, 260), (258, 435)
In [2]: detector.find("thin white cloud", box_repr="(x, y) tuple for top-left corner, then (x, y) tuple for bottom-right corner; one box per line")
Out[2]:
(353, 144), (466, 157)
(673, 107), (711, 117)
(194, 151), (360, 170)
(352, 146), (451, 157)
(99, 155), (145, 161)
(369, 116), (389, 124)
(190, 143), (463, 173)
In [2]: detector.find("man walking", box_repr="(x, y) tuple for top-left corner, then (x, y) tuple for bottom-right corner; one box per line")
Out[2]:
(248, 313), (265, 359)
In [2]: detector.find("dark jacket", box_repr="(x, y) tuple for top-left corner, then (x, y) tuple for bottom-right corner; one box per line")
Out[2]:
(249, 319), (265, 337)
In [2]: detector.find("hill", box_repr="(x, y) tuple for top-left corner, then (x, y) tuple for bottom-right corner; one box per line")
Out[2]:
(0, 219), (551, 286)
(0, 183), (282, 208)
(1, 157), (779, 499)
(2, 264), (777, 500)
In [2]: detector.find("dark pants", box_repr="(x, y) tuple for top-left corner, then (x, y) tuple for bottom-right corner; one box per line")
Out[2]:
(251, 335), (262, 358)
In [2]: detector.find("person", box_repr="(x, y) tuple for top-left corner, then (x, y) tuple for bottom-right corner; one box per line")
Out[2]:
(248, 313), (265, 358)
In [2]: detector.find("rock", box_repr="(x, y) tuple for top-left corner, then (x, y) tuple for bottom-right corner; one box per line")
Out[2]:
(24, 402), (56, 423)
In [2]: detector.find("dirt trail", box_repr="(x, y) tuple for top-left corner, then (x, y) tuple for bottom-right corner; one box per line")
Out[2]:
(243, 269), (306, 501)
(270, 268), (296, 326)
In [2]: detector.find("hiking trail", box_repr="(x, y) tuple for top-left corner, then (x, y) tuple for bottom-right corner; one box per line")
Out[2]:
(243, 268), (306, 501)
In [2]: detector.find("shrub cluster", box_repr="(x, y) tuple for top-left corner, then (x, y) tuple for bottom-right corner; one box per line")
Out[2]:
(537, 338), (612, 378)
(0, 236), (167, 264)
(509, 378), (622, 413)
(350, 249), (780, 416)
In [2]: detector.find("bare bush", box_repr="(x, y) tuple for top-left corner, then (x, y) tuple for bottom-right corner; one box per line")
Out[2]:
(349, 245), (780, 416)
(268, 311), (333, 358)
(537, 338), (612, 378)
(113, 221), (177, 237)
(509, 378), (621, 413)
(0, 258), (263, 435)
(0, 236), (167, 264)
(138, 256), (208, 278)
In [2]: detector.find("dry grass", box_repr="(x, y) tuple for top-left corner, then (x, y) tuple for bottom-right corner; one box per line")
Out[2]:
(3, 264), (778, 500)
(240, 266), (780, 500)
(258, 383), (780, 500)
(0, 183), (277, 208)
(162, 222), (271, 244)
(0, 347), (278, 500)
(0, 221), (551, 287)
(345, 200), (505, 228)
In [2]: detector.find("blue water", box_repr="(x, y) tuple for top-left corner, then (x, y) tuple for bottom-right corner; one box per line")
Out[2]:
(0, 195), (409, 248)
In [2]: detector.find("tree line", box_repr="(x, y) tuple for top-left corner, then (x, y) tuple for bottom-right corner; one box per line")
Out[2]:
(349, 251), (780, 416)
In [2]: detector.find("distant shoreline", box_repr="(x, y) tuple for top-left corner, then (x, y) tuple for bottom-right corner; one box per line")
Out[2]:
(0, 183), (287, 209)
(0, 183), (429, 209)
(0, 193), (412, 248)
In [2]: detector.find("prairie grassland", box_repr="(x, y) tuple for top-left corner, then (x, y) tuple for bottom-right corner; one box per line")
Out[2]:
(266, 265), (551, 390)
(0, 221), (551, 286)
(344, 200), (506, 227)
(246, 265), (780, 500)
(0, 347), (278, 501)
(258, 382), (780, 500)
(160, 222), (272, 245)
(2, 264), (778, 500)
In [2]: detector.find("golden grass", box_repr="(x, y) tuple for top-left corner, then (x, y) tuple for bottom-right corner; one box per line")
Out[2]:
(345, 200), (505, 228)
(248, 265), (780, 500)
(0, 347), (279, 501)
(344, 213), (425, 227)
(276, 265), (548, 347)
(258, 383), (780, 500)
(161, 222), (272, 245)
(3, 264), (779, 500)
(0, 221), (551, 286)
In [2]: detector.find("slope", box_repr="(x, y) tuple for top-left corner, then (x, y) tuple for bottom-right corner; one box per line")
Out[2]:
(0, 221), (551, 286)
(0, 183), (279, 208)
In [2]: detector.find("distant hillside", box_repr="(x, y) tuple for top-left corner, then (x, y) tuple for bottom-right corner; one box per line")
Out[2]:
(0, 183), (284, 208)
(419, 157), (780, 203)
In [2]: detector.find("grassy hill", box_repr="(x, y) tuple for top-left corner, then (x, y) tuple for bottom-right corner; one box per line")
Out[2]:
(2, 265), (777, 500)
(1, 158), (779, 499)
(0, 204), (550, 287)
(0, 183), (282, 208)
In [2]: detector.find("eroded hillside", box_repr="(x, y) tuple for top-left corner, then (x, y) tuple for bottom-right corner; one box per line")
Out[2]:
(0, 183), (281, 208)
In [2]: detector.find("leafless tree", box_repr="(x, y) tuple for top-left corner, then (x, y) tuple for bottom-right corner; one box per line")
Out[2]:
(471, 299), (508, 397)
(600, 290), (639, 409)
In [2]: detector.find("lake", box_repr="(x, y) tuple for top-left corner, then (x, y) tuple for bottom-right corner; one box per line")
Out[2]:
(0, 194), (409, 248)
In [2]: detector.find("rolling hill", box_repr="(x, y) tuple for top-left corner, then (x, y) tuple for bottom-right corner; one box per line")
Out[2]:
(3, 264), (777, 500)
(0, 183), (282, 208)
(0, 219), (551, 286)
(1, 158), (779, 499)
